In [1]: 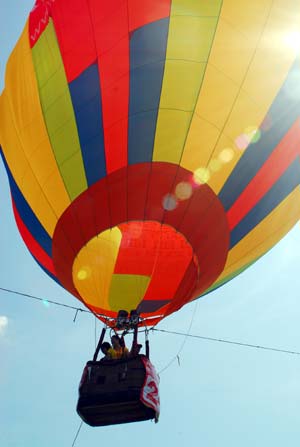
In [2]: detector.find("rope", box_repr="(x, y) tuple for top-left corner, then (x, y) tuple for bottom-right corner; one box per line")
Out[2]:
(0, 286), (90, 313)
(153, 328), (300, 356)
(157, 302), (198, 374)
(2, 285), (300, 357)
(71, 421), (83, 447)
(94, 316), (97, 349)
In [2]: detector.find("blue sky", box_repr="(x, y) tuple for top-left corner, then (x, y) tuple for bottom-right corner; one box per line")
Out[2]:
(1, 2), (300, 446)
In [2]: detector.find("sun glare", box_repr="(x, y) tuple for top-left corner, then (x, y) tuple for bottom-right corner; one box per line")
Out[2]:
(284, 31), (300, 54)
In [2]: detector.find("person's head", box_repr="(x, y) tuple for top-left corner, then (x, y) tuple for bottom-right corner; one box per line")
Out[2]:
(111, 335), (121, 349)
(101, 342), (111, 355)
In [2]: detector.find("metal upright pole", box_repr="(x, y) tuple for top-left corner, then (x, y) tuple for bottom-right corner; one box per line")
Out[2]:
(93, 327), (106, 361)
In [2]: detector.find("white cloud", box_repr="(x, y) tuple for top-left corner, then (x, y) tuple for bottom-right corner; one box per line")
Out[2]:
(0, 316), (8, 335)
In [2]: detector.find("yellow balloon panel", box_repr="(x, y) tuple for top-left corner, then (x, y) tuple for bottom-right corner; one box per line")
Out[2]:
(72, 228), (122, 310)
(0, 22), (70, 235)
(108, 274), (150, 312)
(180, 0), (300, 194)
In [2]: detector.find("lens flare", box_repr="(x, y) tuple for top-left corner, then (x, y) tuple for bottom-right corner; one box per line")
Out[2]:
(235, 127), (262, 150)
(284, 30), (300, 54)
(193, 167), (210, 184)
(162, 194), (177, 211)
(77, 267), (91, 280)
(0, 316), (8, 334)
(218, 148), (234, 163)
(235, 134), (249, 150)
(175, 182), (193, 200)
(261, 114), (272, 131)
(245, 126), (261, 144)
(127, 222), (143, 239)
(209, 159), (222, 172)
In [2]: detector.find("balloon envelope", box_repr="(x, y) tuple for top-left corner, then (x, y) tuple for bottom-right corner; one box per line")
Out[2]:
(0, 0), (300, 324)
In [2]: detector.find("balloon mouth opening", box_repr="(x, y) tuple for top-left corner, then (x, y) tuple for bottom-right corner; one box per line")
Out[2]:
(72, 220), (199, 317)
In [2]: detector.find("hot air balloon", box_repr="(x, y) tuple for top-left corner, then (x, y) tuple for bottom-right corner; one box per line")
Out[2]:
(0, 0), (300, 426)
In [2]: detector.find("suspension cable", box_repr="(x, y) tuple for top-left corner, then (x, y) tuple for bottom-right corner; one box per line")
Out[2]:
(157, 302), (198, 374)
(0, 286), (89, 313)
(153, 328), (300, 356)
(2, 285), (300, 357)
(71, 421), (83, 447)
